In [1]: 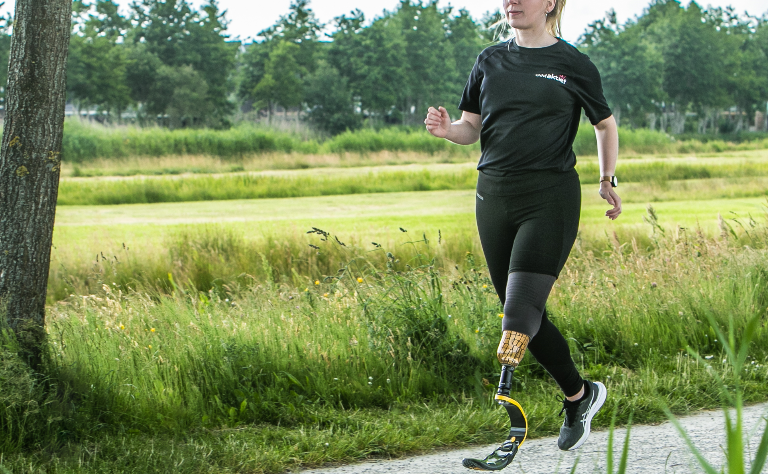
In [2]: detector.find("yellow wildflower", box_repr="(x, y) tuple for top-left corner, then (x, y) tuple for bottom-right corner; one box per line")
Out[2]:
(498, 313), (504, 318)
(120, 324), (124, 330)
(150, 328), (155, 333)
(315, 280), (320, 285)
(357, 277), (363, 283)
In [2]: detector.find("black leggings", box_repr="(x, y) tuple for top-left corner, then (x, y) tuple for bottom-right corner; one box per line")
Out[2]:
(476, 169), (583, 397)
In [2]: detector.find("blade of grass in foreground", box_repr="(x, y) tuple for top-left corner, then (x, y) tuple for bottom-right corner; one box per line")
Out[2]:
(664, 309), (765, 474)
(663, 408), (721, 474)
(606, 407), (633, 474)
(749, 415), (768, 474)
(617, 413), (632, 474)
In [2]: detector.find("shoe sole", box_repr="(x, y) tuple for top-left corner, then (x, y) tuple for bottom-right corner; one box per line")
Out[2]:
(567, 381), (607, 451)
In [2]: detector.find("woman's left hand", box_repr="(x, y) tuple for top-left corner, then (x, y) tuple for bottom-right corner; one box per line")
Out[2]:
(599, 182), (622, 220)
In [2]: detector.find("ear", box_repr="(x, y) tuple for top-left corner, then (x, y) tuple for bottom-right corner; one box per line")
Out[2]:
(546, 0), (556, 14)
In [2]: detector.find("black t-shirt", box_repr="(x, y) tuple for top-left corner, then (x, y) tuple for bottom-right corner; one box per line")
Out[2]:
(459, 38), (612, 175)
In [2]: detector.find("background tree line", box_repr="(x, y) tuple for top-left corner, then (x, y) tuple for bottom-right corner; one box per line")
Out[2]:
(66, 0), (238, 128)
(249, 0), (768, 135)
(0, 0), (765, 135)
(580, 0), (768, 134)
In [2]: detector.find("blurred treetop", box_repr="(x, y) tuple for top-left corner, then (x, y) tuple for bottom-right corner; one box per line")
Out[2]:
(2, 0), (764, 134)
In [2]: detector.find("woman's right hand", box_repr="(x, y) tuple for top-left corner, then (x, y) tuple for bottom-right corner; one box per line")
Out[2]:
(424, 106), (452, 138)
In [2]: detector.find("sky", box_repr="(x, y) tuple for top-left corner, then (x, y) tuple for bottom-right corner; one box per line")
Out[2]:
(0, 0), (766, 44)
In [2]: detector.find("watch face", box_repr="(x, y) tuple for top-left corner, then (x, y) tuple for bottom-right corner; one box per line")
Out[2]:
(611, 176), (618, 187)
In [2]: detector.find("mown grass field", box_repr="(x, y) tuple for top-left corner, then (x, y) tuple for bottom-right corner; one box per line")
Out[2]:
(4, 135), (768, 473)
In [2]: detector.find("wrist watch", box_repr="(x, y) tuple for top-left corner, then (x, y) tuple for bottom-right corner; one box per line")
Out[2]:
(600, 176), (618, 187)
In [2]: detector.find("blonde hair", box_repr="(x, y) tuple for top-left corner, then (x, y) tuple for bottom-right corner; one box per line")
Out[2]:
(545, 0), (566, 38)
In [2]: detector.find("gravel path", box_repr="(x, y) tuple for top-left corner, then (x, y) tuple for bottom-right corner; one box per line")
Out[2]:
(298, 403), (768, 474)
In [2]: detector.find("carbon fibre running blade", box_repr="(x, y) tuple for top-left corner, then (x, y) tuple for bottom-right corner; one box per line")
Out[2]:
(461, 396), (528, 470)
(496, 395), (528, 446)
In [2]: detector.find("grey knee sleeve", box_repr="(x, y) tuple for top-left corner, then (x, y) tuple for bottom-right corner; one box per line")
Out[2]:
(502, 271), (556, 337)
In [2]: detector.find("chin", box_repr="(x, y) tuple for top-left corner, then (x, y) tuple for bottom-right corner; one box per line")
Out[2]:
(507, 19), (533, 30)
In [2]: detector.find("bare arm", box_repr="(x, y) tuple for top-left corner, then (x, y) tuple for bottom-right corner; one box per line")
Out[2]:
(424, 107), (481, 145)
(594, 115), (622, 220)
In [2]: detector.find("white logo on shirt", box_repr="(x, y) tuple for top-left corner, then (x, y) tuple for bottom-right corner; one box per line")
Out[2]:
(535, 73), (567, 85)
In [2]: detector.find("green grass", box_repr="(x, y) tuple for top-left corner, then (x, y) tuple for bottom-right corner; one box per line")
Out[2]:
(5, 123), (768, 472)
(56, 120), (768, 164)
(4, 209), (768, 472)
(57, 167), (479, 205)
(48, 184), (768, 303)
(62, 151), (477, 178)
(61, 120), (478, 162)
(57, 157), (768, 206)
(52, 184), (768, 229)
(60, 147), (768, 179)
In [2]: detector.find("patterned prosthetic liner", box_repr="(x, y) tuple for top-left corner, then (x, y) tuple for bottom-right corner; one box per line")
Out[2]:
(497, 330), (531, 367)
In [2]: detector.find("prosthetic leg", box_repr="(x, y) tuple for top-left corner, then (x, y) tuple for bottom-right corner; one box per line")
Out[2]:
(462, 331), (530, 471)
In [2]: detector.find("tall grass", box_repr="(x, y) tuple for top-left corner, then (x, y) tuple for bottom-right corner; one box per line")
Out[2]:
(56, 120), (768, 163)
(573, 123), (768, 156)
(325, 127), (477, 155)
(63, 150), (476, 178)
(47, 225), (482, 303)
(664, 310), (768, 474)
(57, 168), (479, 205)
(3, 209), (768, 472)
(56, 159), (768, 206)
(62, 120), (321, 162)
(45, 202), (768, 305)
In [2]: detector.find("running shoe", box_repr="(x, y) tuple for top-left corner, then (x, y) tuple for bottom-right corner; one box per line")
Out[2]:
(557, 380), (607, 451)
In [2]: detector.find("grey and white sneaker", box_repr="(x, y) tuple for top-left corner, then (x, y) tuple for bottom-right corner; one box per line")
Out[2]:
(557, 380), (607, 451)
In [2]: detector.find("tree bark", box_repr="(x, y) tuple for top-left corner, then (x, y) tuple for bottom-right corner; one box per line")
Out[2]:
(0, 0), (72, 370)
(647, 112), (657, 132)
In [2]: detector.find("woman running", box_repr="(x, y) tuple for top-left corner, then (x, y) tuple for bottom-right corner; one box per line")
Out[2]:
(424, 0), (621, 462)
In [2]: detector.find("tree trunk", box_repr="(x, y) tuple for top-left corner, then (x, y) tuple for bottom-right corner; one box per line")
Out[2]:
(671, 105), (686, 135)
(0, 0), (72, 370)
(697, 110), (707, 135)
(735, 108), (744, 133)
(713, 110), (721, 134)
(647, 112), (657, 132)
